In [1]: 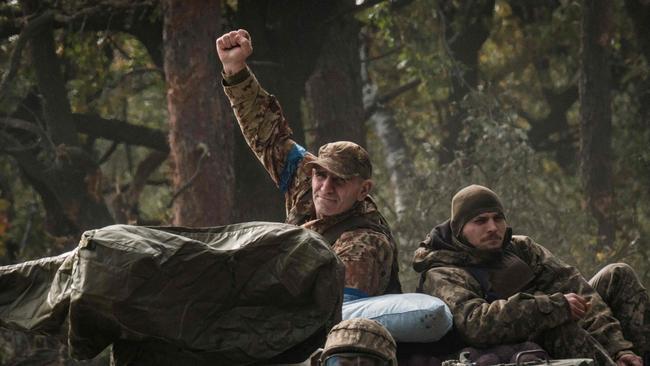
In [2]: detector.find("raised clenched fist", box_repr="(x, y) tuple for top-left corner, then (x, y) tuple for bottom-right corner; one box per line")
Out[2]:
(216, 29), (252, 76)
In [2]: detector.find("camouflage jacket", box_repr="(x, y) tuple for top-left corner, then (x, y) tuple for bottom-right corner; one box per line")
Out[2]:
(412, 220), (633, 357)
(223, 67), (400, 297)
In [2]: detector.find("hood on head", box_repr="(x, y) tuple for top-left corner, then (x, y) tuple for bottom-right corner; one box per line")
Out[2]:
(412, 220), (512, 273)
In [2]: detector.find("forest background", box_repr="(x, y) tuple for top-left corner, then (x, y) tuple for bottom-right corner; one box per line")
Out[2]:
(0, 0), (649, 363)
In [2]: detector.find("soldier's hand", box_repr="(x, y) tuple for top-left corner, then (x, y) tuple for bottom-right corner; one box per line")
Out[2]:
(616, 353), (643, 366)
(563, 293), (589, 320)
(216, 29), (252, 75)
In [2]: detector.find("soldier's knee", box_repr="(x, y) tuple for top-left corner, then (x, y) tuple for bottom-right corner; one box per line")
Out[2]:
(605, 262), (634, 275)
(592, 262), (646, 301)
(604, 262), (641, 284)
(594, 262), (638, 284)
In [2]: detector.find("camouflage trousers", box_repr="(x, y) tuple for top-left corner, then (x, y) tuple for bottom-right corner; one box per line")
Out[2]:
(539, 263), (648, 364)
(590, 262), (649, 355)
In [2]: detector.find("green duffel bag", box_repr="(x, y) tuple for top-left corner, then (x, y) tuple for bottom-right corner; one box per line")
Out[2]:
(0, 222), (344, 365)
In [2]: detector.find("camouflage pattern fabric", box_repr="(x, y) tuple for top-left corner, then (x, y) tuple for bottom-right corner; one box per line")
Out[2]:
(304, 141), (373, 180)
(538, 322), (616, 365)
(223, 68), (398, 297)
(320, 318), (397, 366)
(589, 263), (649, 356)
(412, 220), (635, 361)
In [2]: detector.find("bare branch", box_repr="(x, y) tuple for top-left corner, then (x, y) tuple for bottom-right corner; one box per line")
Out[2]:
(377, 78), (421, 104)
(1, 113), (167, 155)
(71, 113), (169, 152)
(1, 116), (46, 137)
(167, 143), (208, 208)
(1, 135), (49, 184)
(362, 45), (403, 64)
(0, 115), (54, 154)
(111, 67), (164, 88)
(364, 78), (420, 119)
(129, 150), (167, 201)
(110, 149), (167, 224)
(52, 1), (157, 24)
(0, 11), (54, 99)
(106, 33), (135, 60)
(98, 141), (119, 165)
(87, 67), (163, 104)
(18, 203), (38, 254)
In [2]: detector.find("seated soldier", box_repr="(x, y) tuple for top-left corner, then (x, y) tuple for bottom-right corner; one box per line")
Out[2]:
(312, 318), (397, 366)
(216, 29), (453, 347)
(413, 184), (648, 366)
(216, 29), (401, 301)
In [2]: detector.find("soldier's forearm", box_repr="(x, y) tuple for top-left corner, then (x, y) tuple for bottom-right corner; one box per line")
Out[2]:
(223, 61), (247, 77)
(222, 68), (297, 187)
(222, 66), (251, 86)
(452, 292), (572, 346)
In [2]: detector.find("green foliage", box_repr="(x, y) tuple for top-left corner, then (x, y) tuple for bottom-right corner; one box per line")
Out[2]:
(60, 28), (169, 224)
(0, 158), (54, 263)
(1, 13), (170, 263)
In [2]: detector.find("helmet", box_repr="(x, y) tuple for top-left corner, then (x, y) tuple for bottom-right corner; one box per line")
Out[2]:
(320, 318), (396, 366)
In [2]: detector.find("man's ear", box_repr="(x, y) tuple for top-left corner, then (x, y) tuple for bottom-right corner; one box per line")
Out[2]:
(357, 179), (373, 200)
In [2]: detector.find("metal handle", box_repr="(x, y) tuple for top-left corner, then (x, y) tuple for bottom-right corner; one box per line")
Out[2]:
(514, 349), (549, 365)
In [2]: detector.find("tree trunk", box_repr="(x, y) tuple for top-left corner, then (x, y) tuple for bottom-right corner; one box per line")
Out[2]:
(164, 0), (235, 226)
(17, 3), (114, 239)
(361, 35), (415, 219)
(30, 20), (77, 146)
(526, 85), (579, 170)
(305, 2), (365, 150)
(579, 0), (615, 249)
(624, 0), (650, 196)
(437, 0), (495, 164)
(624, 0), (650, 150)
(511, 2), (579, 170)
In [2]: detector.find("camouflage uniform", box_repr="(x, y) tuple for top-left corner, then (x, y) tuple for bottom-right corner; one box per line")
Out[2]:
(223, 68), (400, 297)
(590, 263), (649, 356)
(316, 318), (397, 366)
(413, 220), (644, 365)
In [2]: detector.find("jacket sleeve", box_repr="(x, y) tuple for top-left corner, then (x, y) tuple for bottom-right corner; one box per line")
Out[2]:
(422, 266), (571, 347)
(514, 236), (634, 357)
(332, 229), (394, 297)
(222, 67), (313, 195)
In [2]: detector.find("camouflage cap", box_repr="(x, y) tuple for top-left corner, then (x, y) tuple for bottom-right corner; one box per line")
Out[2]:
(305, 141), (372, 180)
(450, 184), (505, 236)
(321, 318), (396, 366)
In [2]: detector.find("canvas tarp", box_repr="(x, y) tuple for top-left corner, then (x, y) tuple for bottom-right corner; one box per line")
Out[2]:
(0, 222), (344, 365)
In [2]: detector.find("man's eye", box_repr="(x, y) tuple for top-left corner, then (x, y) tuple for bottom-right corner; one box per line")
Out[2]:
(315, 171), (326, 178)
